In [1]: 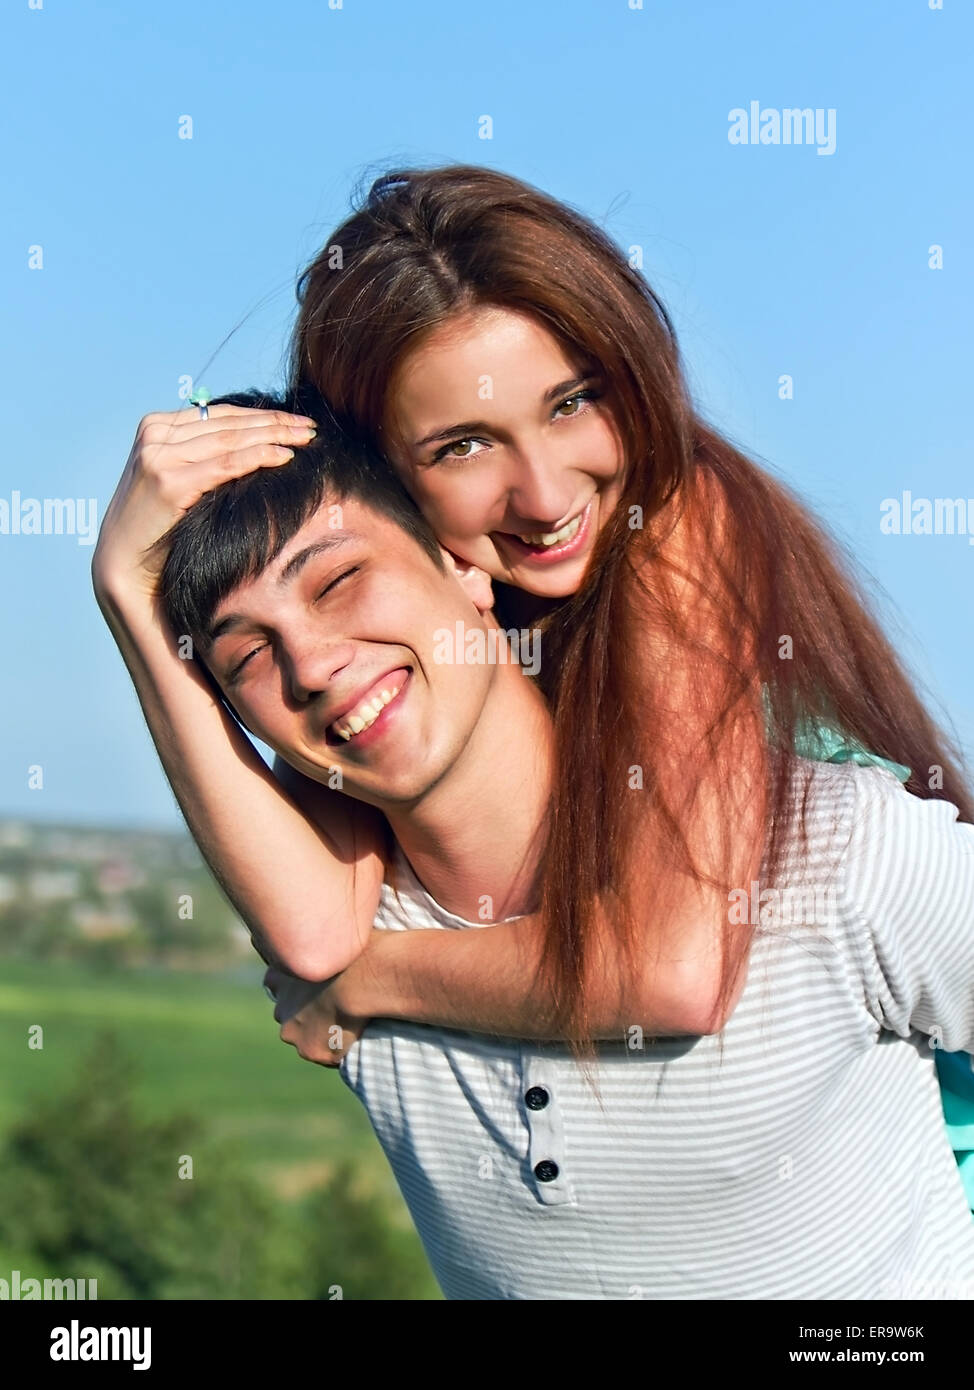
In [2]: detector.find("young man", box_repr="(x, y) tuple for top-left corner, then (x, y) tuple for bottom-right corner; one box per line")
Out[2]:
(96, 390), (974, 1300)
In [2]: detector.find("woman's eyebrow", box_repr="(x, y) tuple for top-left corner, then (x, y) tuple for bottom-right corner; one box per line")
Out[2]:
(411, 373), (600, 449)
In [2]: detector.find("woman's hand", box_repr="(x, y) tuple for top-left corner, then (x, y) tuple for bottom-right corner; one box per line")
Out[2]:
(264, 964), (369, 1068)
(92, 403), (318, 606)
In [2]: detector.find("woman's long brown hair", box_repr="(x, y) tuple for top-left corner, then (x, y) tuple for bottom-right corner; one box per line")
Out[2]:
(287, 163), (973, 1059)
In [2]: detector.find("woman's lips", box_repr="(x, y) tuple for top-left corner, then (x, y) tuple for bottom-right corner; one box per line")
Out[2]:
(494, 500), (593, 565)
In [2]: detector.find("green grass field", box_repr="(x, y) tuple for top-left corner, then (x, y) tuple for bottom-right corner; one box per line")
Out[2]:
(0, 956), (403, 1204)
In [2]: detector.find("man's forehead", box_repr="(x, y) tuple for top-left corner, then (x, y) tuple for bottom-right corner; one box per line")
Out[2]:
(246, 497), (396, 586)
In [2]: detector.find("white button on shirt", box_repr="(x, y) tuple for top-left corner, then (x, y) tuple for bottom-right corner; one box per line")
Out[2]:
(339, 760), (974, 1300)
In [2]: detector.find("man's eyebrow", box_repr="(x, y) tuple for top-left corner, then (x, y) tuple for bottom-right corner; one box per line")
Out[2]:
(411, 373), (601, 449)
(206, 532), (362, 645)
(277, 532), (361, 585)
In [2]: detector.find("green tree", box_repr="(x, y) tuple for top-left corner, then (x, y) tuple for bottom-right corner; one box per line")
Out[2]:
(299, 1161), (441, 1300)
(0, 1030), (303, 1298)
(0, 1028), (441, 1299)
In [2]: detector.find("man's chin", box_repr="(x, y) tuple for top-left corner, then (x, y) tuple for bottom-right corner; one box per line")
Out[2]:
(285, 739), (447, 808)
(345, 755), (455, 810)
(345, 773), (436, 810)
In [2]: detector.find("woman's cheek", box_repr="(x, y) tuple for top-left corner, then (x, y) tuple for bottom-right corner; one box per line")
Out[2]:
(586, 422), (626, 482)
(423, 486), (496, 547)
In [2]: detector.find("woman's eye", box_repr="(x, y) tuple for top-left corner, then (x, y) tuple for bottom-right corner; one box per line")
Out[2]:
(554, 388), (599, 417)
(431, 437), (485, 465)
(428, 389), (600, 465)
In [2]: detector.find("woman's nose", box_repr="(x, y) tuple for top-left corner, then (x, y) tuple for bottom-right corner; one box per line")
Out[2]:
(504, 444), (576, 528)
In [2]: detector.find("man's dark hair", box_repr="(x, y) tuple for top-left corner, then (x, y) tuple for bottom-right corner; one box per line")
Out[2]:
(160, 382), (444, 650)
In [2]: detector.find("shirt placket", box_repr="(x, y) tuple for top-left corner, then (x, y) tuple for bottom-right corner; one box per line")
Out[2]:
(519, 1046), (575, 1206)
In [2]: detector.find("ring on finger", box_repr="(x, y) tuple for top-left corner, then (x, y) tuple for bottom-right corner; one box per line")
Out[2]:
(188, 387), (212, 422)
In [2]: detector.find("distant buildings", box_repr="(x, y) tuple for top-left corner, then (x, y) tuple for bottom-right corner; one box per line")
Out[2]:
(0, 817), (252, 967)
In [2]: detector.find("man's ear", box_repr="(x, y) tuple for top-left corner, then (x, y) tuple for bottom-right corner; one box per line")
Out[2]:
(439, 547), (494, 614)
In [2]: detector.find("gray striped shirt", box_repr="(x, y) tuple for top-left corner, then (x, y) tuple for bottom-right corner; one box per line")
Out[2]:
(339, 760), (974, 1299)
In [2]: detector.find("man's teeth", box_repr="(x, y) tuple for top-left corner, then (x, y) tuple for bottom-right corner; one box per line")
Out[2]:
(519, 513), (582, 548)
(333, 683), (402, 742)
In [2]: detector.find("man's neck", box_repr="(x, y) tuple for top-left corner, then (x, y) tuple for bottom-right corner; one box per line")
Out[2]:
(382, 661), (552, 922)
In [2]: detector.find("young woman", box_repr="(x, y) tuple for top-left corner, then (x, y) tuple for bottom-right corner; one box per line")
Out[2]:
(282, 162), (974, 1206)
(93, 163), (974, 1222)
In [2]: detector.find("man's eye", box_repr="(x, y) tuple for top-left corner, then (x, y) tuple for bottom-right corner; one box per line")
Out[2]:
(223, 568), (361, 683)
(315, 565), (359, 600)
(228, 643), (267, 683)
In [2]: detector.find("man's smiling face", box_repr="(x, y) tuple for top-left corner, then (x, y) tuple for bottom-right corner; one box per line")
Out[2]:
(203, 494), (496, 807)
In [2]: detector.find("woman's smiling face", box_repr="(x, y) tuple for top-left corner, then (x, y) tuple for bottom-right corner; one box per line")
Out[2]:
(381, 305), (628, 598)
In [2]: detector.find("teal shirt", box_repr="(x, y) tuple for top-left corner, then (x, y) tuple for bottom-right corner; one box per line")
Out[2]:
(791, 716), (913, 785)
(936, 1050), (974, 1210)
(782, 697), (974, 1210)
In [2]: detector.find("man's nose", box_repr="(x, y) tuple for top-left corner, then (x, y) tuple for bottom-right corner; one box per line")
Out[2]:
(284, 631), (357, 705)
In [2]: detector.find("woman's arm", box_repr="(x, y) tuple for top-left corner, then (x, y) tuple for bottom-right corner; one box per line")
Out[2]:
(334, 892), (751, 1041)
(93, 406), (385, 980)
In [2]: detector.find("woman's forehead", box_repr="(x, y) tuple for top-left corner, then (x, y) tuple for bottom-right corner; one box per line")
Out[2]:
(386, 314), (591, 438)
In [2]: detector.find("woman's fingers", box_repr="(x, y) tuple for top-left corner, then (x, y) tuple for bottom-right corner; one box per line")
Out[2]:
(135, 422), (317, 503)
(139, 420), (315, 465)
(134, 406), (318, 462)
(140, 404), (317, 434)
(94, 404), (320, 600)
(173, 441), (307, 498)
(138, 413), (317, 450)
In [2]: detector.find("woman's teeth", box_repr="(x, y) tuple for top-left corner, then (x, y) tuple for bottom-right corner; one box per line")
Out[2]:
(333, 681), (403, 742)
(519, 513), (582, 548)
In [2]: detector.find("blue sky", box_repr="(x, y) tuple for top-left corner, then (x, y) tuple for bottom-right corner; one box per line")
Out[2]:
(1, 0), (970, 828)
